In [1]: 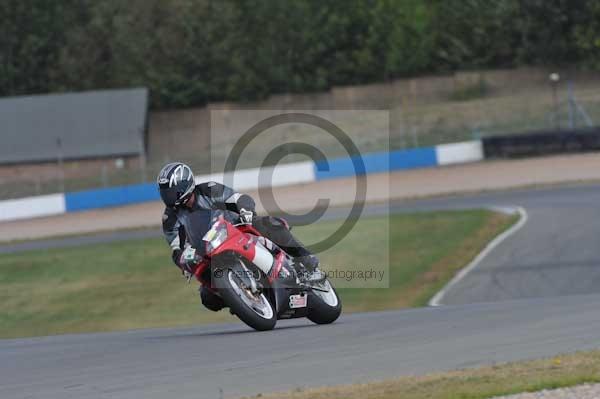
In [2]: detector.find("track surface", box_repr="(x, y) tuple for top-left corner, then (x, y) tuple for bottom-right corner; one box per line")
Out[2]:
(391, 184), (600, 304)
(2, 184), (600, 398)
(2, 295), (600, 399)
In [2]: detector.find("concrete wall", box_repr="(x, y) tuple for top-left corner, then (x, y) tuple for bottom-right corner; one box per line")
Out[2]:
(0, 156), (140, 185)
(145, 68), (552, 164)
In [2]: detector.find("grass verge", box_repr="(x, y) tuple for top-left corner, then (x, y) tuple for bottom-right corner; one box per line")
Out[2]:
(297, 209), (517, 311)
(246, 350), (600, 399)
(0, 210), (515, 338)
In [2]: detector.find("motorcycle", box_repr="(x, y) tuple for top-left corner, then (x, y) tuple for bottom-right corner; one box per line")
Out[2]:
(189, 216), (342, 331)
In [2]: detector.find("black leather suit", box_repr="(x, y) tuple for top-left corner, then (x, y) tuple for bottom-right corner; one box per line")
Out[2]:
(161, 181), (311, 269)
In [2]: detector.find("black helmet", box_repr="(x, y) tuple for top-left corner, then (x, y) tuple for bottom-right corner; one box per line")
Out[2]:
(157, 162), (195, 207)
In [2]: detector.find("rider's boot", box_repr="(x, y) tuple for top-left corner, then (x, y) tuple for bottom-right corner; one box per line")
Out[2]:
(200, 286), (225, 311)
(295, 254), (325, 282)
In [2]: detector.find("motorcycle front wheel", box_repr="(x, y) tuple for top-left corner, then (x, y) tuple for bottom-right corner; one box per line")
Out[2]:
(217, 265), (277, 331)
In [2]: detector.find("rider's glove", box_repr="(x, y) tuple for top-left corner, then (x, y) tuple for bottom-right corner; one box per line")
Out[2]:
(239, 208), (254, 225)
(178, 246), (200, 274)
(182, 269), (193, 281)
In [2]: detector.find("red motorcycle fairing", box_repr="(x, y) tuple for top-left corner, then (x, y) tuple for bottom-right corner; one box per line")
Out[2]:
(192, 217), (309, 319)
(193, 222), (262, 278)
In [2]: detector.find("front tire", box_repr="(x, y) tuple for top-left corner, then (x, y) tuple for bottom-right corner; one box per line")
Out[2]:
(307, 279), (342, 325)
(217, 266), (276, 331)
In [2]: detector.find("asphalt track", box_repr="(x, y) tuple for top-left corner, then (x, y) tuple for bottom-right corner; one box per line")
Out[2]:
(2, 184), (600, 398)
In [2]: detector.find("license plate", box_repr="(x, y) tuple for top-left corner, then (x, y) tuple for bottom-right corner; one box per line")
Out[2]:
(289, 294), (307, 309)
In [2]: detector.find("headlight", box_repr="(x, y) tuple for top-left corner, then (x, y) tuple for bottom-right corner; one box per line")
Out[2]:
(203, 223), (228, 253)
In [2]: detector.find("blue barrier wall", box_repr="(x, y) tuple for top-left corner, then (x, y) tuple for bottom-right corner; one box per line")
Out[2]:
(2, 140), (485, 219)
(314, 147), (437, 180)
(65, 183), (159, 212)
(57, 143), (477, 213)
(66, 147), (439, 212)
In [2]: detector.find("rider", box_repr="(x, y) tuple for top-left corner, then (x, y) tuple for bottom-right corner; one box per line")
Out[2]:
(157, 162), (319, 311)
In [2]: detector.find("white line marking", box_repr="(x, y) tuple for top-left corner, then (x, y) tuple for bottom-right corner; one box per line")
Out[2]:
(428, 206), (529, 307)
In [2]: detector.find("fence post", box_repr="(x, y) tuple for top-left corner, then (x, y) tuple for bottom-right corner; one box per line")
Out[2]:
(568, 81), (575, 129)
(549, 73), (561, 130)
(138, 127), (148, 183)
(101, 164), (109, 187)
(56, 137), (65, 193)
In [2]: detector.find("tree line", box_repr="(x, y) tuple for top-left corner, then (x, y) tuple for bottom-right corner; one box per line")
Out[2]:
(1, 0), (599, 109)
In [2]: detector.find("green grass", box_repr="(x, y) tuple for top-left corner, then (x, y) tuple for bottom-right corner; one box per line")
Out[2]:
(295, 209), (516, 311)
(247, 350), (600, 399)
(0, 210), (515, 339)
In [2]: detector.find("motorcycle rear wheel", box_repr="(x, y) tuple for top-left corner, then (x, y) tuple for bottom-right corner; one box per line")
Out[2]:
(307, 279), (342, 325)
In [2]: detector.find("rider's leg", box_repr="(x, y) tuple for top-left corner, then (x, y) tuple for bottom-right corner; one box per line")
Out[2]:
(252, 216), (319, 271)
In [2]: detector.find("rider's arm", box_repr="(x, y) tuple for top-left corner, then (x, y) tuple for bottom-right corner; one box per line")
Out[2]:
(197, 181), (256, 214)
(162, 207), (186, 267)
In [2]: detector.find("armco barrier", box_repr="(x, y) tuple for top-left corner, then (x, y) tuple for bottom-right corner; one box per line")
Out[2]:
(0, 140), (483, 221)
(482, 128), (600, 159)
(0, 193), (66, 222)
(210, 161), (316, 191)
(65, 183), (158, 212)
(436, 141), (484, 166)
(314, 148), (438, 180)
(63, 161), (317, 213)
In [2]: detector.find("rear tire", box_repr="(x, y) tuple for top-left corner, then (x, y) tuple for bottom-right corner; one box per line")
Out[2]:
(217, 266), (276, 331)
(307, 279), (342, 325)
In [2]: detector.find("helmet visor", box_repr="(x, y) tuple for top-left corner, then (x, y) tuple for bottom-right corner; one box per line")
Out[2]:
(173, 184), (195, 207)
